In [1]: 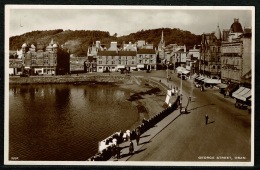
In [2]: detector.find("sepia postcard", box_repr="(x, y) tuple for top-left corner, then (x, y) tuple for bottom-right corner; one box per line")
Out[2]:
(5, 5), (255, 166)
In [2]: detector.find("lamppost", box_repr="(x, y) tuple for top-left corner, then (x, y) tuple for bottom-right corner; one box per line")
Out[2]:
(166, 61), (170, 82)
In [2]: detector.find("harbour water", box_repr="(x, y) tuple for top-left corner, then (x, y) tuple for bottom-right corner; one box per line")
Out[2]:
(9, 84), (139, 161)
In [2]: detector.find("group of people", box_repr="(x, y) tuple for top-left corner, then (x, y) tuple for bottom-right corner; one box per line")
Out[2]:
(89, 97), (181, 161)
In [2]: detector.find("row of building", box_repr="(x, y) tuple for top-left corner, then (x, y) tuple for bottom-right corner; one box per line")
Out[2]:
(9, 40), (70, 76)
(9, 18), (252, 89)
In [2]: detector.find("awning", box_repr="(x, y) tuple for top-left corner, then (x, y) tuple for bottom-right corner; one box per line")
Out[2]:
(233, 88), (251, 101)
(196, 76), (205, 80)
(117, 65), (125, 69)
(203, 78), (210, 83)
(137, 64), (144, 68)
(232, 87), (245, 98)
(215, 83), (228, 89)
(176, 66), (186, 73)
(191, 74), (198, 79)
(182, 70), (190, 75)
(204, 79), (221, 84)
(239, 90), (251, 101)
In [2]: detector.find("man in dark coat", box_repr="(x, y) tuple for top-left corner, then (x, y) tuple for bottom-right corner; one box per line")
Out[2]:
(205, 114), (209, 125)
(129, 140), (134, 155)
(116, 144), (121, 159)
(135, 127), (140, 145)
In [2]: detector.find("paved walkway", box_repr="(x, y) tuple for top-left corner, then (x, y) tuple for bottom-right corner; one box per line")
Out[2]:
(108, 75), (189, 161)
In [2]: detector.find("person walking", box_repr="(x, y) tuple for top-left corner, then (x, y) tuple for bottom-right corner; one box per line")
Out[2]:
(129, 140), (134, 155)
(135, 127), (140, 146)
(116, 144), (121, 159)
(205, 114), (209, 125)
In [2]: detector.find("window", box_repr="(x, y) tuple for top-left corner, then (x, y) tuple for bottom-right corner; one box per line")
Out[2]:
(237, 60), (239, 65)
(139, 60), (142, 63)
(44, 60), (48, 64)
(99, 61), (102, 64)
(132, 61), (134, 64)
(132, 56), (134, 59)
(112, 61), (115, 64)
(212, 65), (215, 69)
(32, 60), (36, 64)
(119, 61), (121, 64)
(150, 60), (153, 63)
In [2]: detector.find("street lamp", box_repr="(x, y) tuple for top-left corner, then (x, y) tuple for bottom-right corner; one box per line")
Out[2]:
(166, 61), (170, 82)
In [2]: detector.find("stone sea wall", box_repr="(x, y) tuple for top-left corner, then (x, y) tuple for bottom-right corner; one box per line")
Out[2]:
(9, 75), (130, 85)
(9, 75), (169, 92)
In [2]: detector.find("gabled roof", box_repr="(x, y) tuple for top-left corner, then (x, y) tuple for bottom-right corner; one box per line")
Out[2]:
(97, 51), (117, 56)
(97, 51), (136, 56)
(137, 49), (156, 54)
(118, 51), (136, 56)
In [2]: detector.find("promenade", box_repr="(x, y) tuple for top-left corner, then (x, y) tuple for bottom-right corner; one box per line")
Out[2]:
(108, 72), (190, 162)
(107, 70), (251, 164)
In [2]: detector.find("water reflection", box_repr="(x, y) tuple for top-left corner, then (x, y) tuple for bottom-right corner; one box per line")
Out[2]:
(9, 84), (138, 161)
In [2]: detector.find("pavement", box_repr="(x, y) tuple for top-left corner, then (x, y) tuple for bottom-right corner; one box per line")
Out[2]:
(108, 70), (251, 163)
(108, 71), (190, 162)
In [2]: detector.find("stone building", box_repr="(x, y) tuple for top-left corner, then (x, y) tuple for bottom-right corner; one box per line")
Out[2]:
(95, 40), (157, 72)
(96, 50), (136, 72)
(200, 25), (222, 79)
(221, 19), (252, 86)
(20, 40), (70, 75)
(136, 49), (157, 70)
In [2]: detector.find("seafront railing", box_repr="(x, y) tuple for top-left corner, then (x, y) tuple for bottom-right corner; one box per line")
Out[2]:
(87, 95), (180, 161)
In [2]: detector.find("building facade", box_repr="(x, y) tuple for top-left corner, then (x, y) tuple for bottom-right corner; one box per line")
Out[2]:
(20, 40), (70, 75)
(96, 51), (137, 72)
(200, 25), (222, 79)
(136, 49), (157, 70)
(221, 19), (252, 85)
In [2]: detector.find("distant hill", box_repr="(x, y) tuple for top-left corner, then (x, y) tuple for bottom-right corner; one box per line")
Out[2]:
(9, 28), (201, 56)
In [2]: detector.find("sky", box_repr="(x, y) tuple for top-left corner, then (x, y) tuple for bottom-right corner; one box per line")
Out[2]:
(6, 6), (253, 37)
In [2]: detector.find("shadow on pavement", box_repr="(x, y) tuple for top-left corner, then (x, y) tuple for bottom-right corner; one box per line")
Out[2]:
(140, 134), (150, 138)
(139, 140), (151, 145)
(120, 153), (130, 159)
(207, 120), (215, 125)
(134, 148), (147, 154)
(188, 104), (215, 111)
(121, 145), (129, 149)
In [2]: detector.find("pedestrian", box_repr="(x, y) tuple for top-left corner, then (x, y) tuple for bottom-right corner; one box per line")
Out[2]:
(116, 144), (121, 159)
(111, 144), (116, 158)
(126, 130), (131, 141)
(135, 127), (140, 146)
(129, 140), (134, 155)
(112, 138), (117, 146)
(205, 114), (209, 125)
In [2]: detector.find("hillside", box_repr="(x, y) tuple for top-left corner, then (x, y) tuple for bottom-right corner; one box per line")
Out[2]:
(9, 28), (201, 56)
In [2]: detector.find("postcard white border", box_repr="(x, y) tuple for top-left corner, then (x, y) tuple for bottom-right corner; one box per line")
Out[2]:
(4, 5), (255, 166)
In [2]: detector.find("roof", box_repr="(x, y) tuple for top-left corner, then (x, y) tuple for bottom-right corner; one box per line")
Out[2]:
(137, 49), (156, 54)
(97, 51), (136, 56)
(230, 19), (243, 33)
